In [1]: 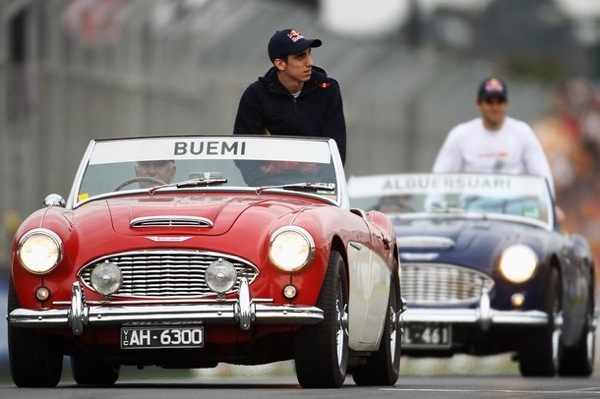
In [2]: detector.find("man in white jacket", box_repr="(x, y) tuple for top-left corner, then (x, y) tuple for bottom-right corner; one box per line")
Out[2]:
(432, 77), (563, 221)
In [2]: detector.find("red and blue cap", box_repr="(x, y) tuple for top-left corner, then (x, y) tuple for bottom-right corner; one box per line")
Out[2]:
(477, 77), (508, 102)
(268, 29), (322, 63)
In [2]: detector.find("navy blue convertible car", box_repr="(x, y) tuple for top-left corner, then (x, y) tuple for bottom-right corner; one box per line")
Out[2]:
(348, 173), (596, 376)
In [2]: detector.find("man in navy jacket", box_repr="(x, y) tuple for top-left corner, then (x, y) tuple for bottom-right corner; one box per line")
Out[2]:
(233, 29), (347, 165)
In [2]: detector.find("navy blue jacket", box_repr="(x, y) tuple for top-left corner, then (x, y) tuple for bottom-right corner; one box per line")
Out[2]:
(233, 66), (347, 164)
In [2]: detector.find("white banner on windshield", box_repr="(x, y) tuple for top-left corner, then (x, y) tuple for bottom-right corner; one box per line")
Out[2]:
(89, 137), (332, 164)
(348, 173), (547, 198)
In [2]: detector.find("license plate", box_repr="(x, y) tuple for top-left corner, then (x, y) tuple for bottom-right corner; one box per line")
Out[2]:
(121, 326), (204, 349)
(401, 323), (451, 348)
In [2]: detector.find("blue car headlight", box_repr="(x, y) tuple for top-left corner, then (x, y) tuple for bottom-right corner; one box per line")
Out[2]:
(269, 226), (315, 272)
(499, 244), (538, 283)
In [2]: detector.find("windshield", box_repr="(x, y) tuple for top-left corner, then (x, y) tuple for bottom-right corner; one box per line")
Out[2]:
(70, 136), (342, 207)
(347, 173), (555, 228)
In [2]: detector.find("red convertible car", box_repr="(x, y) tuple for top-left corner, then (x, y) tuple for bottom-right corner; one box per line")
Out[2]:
(7, 135), (402, 388)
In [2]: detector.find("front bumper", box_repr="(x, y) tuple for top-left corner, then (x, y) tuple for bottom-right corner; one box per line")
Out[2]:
(402, 288), (548, 330)
(8, 279), (324, 335)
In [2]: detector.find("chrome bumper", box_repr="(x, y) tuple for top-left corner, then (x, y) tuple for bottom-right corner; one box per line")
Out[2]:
(402, 308), (549, 330)
(8, 279), (324, 336)
(402, 288), (548, 330)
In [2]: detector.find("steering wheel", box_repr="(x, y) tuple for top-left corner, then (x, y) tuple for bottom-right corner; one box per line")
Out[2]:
(113, 177), (167, 191)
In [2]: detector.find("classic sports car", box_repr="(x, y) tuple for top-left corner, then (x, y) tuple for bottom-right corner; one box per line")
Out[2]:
(7, 135), (402, 388)
(347, 173), (596, 377)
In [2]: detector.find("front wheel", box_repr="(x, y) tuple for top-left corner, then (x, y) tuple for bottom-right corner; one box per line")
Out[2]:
(294, 250), (349, 388)
(71, 351), (120, 386)
(519, 267), (562, 376)
(559, 285), (595, 376)
(352, 277), (401, 386)
(8, 280), (63, 387)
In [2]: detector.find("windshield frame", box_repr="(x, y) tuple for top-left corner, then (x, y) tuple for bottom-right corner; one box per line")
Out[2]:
(67, 135), (348, 209)
(347, 173), (556, 230)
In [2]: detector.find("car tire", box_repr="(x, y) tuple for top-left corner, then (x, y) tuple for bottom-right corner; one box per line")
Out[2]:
(71, 352), (120, 385)
(518, 267), (562, 376)
(352, 276), (401, 386)
(559, 286), (595, 376)
(294, 250), (348, 388)
(7, 280), (63, 387)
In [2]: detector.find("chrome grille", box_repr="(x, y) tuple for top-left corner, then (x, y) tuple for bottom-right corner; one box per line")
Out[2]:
(79, 250), (258, 297)
(402, 263), (494, 305)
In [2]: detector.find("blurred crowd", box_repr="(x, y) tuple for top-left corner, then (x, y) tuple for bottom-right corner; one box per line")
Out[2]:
(534, 78), (600, 271)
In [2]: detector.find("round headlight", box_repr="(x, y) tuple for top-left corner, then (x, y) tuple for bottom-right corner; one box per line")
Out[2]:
(91, 262), (123, 296)
(499, 245), (538, 283)
(269, 227), (314, 272)
(206, 259), (237, 294)
(17, 229), (62, 274)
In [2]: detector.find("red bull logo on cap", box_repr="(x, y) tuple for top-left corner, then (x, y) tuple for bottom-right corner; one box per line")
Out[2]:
(288, 29), (305, 42)
(485, 78), (504, 93)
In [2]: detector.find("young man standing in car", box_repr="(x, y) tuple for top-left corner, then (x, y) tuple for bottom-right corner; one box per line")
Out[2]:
(233, 29), (347, 165)
(432, 77), (563, 221)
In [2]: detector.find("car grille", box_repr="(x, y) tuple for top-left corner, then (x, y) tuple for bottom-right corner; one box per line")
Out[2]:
(402, 263), (494, 305)
(79, 250), (259, 298)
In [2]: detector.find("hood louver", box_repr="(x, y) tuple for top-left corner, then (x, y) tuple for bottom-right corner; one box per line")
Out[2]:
(131, 216), (214, 228)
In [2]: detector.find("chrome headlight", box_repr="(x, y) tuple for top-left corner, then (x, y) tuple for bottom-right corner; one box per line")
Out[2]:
(499, 244), (538, 283)
(205, 258), (237, 294)
(91, 262), (123, 296)
(17, 228), (63, 274)
(269, 227), (315, 272)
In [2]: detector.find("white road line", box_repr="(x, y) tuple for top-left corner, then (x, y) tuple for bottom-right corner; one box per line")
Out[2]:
(380, 388), (600, 395)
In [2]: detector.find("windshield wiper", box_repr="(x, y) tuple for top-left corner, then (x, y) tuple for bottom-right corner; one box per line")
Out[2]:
(428, 206), (465, 214)
(424, 201), (466, 214)
(256, 182), (335, 195)
(148, 177), (228, 195)
(177, 177), (228, 188)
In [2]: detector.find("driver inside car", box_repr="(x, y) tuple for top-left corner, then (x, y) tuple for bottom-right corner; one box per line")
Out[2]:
(135, 160), (176, 188)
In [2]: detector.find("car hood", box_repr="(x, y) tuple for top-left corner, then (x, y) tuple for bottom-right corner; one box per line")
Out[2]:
(394, 216), (539, 253)
(85, 194), (309, 236)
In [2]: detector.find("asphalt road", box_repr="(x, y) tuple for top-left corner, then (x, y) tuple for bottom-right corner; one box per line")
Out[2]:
(2, 362), (600, 399)
(1, 375), (600, 399)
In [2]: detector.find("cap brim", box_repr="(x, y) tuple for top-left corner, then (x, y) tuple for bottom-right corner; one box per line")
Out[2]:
(293, 39), (322, 55)
(480, 93), (507, 101)
(309, 39), (322, 48)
